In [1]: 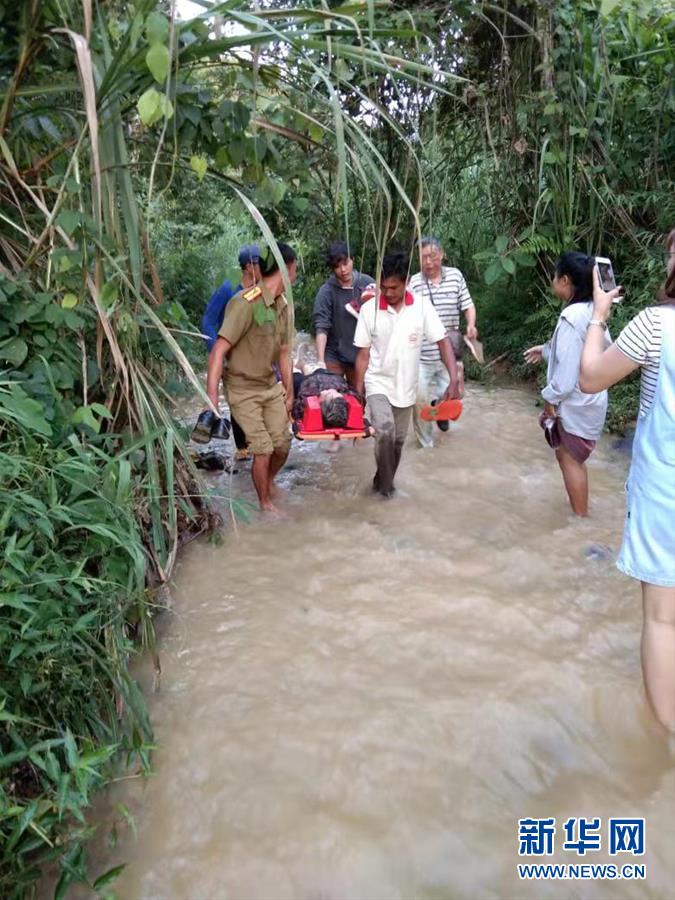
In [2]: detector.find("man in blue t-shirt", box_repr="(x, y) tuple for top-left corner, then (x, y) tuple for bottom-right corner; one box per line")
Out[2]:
(201, 245), (261, 453)
(202, 244), (261, 350)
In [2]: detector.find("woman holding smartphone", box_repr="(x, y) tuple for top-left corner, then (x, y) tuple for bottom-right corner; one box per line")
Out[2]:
(524, 252), (611, 516)
(580, 229), (675, 732)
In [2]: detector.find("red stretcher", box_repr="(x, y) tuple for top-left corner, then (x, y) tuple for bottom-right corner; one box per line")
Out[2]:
(294, 394), (371, 441)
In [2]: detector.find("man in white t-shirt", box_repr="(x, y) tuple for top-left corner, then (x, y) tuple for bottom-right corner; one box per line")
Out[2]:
(409, 237), (477, 447)
(354, 250), (460, 497)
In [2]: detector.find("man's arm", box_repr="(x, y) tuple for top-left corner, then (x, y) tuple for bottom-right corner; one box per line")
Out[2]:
(464, 304), (477, 340)
(206, 336), (232, 410)
(315, 332), (328, 366)
(313, 287), (332, 364)
(354, 347), (370, 398)
(458, 273), (477, 340)
(438, 337), (460, 399)
(278, 344), (294, 414)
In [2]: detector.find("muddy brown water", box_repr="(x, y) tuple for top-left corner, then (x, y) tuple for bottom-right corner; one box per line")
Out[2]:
(63, 385), (674, 899)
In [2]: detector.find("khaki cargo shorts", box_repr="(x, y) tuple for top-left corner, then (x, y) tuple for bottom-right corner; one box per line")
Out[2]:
(227, 381), (291, 456)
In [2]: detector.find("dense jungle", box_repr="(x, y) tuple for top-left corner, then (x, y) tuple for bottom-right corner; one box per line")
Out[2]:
(0, 0), (673, 894)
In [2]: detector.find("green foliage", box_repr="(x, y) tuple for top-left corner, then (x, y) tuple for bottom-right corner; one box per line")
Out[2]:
(419, 0), (674, 430)
(0, 410), (153, 896)
(1, 2), (452, 892)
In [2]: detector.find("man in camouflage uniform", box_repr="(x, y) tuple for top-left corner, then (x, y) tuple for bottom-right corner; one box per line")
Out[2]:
(206, 243), (297, 512)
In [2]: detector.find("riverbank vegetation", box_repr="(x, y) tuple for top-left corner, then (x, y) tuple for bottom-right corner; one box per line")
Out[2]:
(1, 0), (673, 894)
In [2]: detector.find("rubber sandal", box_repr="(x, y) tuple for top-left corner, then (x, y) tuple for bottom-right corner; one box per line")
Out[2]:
(420, 398), (463, 422)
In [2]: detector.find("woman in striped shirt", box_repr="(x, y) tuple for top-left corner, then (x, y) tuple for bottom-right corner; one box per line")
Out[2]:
(581, 229), (675, 732)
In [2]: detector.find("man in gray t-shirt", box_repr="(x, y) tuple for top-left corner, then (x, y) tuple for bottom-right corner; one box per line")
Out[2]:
(313, 240), (374, 387)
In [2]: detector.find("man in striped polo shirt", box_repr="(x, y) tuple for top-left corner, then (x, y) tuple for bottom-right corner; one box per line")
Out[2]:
(409, 236), (478, 448)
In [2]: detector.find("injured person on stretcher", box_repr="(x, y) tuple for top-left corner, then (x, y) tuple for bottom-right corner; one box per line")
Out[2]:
(291, 368), (374, 440)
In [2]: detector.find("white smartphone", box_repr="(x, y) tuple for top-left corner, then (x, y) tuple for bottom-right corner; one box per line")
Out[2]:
(595, 256), (622, 302)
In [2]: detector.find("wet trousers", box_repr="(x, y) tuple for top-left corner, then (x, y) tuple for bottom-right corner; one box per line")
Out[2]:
(367, 394), (413, 496)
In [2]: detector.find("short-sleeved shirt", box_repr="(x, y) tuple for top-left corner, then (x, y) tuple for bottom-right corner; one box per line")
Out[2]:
(615, 306), (663, 415)
(218, 284), (292, 390)
(408, 266), (474, 362)
(202, 280), (240, 351)
(353, 290), (446, 407)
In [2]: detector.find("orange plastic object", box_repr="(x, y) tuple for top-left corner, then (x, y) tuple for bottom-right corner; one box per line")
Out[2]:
(300, 395), (324, 432)
(419, 398), (463, 422)
(295, 393), (368, 440)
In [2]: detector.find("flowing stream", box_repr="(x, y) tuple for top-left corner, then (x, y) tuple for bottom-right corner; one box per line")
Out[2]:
(73, 384), (674, 899)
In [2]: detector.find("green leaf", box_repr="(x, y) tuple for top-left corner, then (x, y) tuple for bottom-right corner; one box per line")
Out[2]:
(146, 43), (170, 83)
(484, 260), (504, 286)
(252, 302), (276, 326)
(600, 0), (620, 16)
(138, 88), (162, 126)
(0, 385), (52, 436)
(145, 11), (169, 44)
(308, 123), (324, 143)
(190, 155), (208, 181)
(513, 251), (536, 268)
(55, 209), (81, 236)
(56, 773), (71, 820)
(72, 405), (102, 433)
(494, 234), (508, 254)
(101, 281), (118, 311)
(90, 402), (112, 419)
(0, 592), (35, 612)
(93, 864), (126, 890)
(137, 89), (173, 127)
(61, 293), (79, 309)
(0, 336), (28, 367)
(64, 730), (78, 769)
(501, 256), (516, 275)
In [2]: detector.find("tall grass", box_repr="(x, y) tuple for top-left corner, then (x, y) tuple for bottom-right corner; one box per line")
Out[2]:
(0, 0), (459, 891)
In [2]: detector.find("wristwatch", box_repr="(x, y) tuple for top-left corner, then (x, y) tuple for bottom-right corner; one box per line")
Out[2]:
(589, 319), (608, 330)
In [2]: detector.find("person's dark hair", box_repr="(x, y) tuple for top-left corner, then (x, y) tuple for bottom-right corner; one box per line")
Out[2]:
(259, 242), (297, 277)
(326, 240), (351, 269)
(659, 228), (675, 304)
(381, 250), (410, 282)
(554, 251), (594, 304)
(321, 395), (349, 429)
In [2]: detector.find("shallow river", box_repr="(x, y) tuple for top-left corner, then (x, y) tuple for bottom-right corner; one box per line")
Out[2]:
(80, 384), (674, 899)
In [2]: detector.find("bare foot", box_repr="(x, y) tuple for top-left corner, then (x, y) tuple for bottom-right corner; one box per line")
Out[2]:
(260, 499), (279, 513)
(260, 503), (289, 521)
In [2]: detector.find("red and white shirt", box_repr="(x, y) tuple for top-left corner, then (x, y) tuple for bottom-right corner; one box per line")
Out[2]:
(354, 290), (446, 406)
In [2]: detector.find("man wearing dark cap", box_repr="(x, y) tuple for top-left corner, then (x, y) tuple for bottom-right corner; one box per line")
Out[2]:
(201, 244), (261, 455)
(204, 243), (297, 512)
(202, 244), (261, 351)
